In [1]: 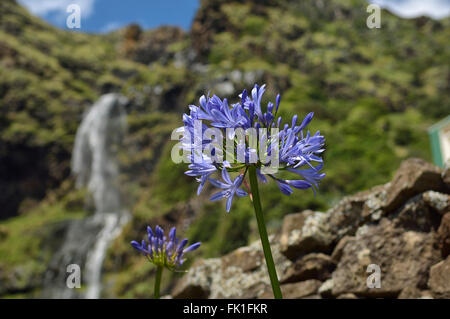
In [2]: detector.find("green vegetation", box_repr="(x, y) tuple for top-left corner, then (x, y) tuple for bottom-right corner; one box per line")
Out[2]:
(0, 184), (88, 296)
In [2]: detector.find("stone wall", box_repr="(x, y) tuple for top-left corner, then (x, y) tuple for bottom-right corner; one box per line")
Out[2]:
(171, 158), (450, 299)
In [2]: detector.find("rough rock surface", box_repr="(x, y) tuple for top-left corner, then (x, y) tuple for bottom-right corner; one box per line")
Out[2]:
(172, 159), (449, 299)
(260, 280), (321, 299)
(331, 218), (440, 297)
(442, 161), (450, 191)
(281, 253), (335, 283)
(172, 236), (292, 299)
(336, 293), (358, 299)
(428, 256), (450, 298)
(280, 210), (333, 259)
(398, 286), (433, 299)
(280, 184), (390, 261)
(384, 158), (446, 213)
(422, 191), (449, 215)
(437, 213), (450, 257)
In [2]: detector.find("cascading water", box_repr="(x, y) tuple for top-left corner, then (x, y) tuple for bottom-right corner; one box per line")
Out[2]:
(43, 93), (130, 298)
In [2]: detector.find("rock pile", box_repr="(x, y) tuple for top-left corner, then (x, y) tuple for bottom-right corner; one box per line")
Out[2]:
(171, 158), (449, 299)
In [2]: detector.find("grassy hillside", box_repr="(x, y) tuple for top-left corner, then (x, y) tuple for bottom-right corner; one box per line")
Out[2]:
(0, 0), (449, 297)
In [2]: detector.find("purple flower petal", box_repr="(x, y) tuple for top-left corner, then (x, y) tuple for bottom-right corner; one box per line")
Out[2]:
(276, 180), (293, 196)
(222, 168), (232, 184)
(226, 194), (234, 212)
(210, 190), (228, 201)
(183, 242), (201, 253)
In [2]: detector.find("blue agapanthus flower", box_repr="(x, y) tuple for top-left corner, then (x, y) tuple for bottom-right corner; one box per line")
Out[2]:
(209, 168), (248, 212)
(179, 84), (325, 212)
(131, 225), (200, 271)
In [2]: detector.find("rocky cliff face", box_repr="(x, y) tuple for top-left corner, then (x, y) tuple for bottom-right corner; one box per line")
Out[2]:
(172, 158), (450, 299)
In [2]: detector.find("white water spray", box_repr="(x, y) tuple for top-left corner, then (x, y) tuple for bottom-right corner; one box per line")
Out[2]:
(71, 93), (130, 298)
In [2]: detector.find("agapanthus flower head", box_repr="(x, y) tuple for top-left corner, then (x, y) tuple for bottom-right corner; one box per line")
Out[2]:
(179, 84), (326, 212)
(131, 225), (200, 271)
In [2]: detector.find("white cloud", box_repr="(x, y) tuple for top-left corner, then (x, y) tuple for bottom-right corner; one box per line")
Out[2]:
(370, 0), (450, 19)
(18, 0), (96, 19)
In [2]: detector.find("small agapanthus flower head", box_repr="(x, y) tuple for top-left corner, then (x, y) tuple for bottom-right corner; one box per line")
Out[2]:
(179, 84), (326, 212)
(131, 225), (200, 271)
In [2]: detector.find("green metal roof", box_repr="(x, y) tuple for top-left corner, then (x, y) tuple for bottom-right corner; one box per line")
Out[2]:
(428, 115), (450, 168)
(428, 114), (450, 132)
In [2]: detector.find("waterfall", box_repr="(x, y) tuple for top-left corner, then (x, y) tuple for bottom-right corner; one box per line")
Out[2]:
(84, 212), (129, 299)
(72, 93), (128, 213)
(43, 93), (130, 298)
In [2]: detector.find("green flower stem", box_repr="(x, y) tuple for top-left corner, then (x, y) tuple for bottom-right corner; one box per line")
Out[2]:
(248, 166), (283, 299)
(154, 265), (163, 299)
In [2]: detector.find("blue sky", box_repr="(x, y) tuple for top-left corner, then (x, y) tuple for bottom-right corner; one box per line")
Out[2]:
(18, 0), (200, 33)
(18, 0), (450, 33)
